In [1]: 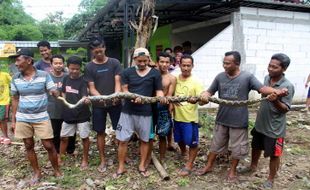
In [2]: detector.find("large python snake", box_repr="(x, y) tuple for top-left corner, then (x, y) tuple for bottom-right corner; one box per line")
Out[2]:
(58, 92), (267, 109)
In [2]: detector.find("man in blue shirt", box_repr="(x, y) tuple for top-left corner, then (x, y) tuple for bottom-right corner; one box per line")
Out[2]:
(10, 48), (62, 185)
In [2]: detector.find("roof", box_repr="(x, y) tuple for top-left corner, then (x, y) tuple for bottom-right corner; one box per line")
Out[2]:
(0, 41), (60, 48)
(76, 0), (310, 42)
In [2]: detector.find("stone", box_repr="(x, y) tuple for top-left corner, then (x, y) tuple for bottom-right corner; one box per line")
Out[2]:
(17, 180), (27, 189)
(86, 178), (95, 187)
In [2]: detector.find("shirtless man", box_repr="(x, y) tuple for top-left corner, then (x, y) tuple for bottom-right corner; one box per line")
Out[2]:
(155, 52), (176, 161)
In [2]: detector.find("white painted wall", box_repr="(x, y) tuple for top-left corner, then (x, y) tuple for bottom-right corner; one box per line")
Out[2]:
(191, 25), (233, 108)
(241, 7), (310, 103)
(191, 7), (310, 104)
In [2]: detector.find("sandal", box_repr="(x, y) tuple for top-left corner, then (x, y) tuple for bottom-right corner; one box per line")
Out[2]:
(195, 168), (212, 176)
(138, 169), (150, 177)
(29, 176), (41, 186)
(178, 167), (192, 176)
(259, 180), (273, 189)
(226, 175), (239, 183)
(113, 170), (127, 179)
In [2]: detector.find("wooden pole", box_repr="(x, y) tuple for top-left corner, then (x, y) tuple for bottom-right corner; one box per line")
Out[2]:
(151, 152), (170, 180)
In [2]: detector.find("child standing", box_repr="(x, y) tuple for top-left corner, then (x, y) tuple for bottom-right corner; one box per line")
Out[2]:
(58, 56), (91, 170)
(0, 70), (12, 144)
(49, 55), (76, 154)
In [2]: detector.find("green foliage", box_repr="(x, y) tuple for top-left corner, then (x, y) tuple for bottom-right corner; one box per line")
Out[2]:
(65, 48), (88, 71)
(177, 178), (189, 187)
(0, 27), (9, 39)
(199, 110), (215, 138)
(64, 0), (108, 39)
(10, 24), (43, 40)
(39, 21), (64, 40)
(0, 0), (43, 40)
(0, 0), (35, 25)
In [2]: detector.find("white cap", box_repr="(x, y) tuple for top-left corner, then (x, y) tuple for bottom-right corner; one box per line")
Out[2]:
(133, 47), (150, 58)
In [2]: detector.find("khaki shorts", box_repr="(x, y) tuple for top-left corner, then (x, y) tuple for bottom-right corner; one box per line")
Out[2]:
(210, 124), (249, 159)
(61, 121), (90, 139)
(15, 120), (54, 139)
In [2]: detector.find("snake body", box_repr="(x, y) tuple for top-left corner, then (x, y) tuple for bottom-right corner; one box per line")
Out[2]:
(57, 92), (267, 109)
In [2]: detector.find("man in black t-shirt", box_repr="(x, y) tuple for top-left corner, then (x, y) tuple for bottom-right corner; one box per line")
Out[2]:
(84, 37), (122, 173)
(114, 48), (166, 178)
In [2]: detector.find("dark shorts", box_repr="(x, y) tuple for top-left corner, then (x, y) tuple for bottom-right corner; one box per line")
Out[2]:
(92, 104), (122, 133)
(251, 128), (284, 157)
(155, 104), (173, 137)
(173, 120), (199, 148)
(308, 87), (310, 98)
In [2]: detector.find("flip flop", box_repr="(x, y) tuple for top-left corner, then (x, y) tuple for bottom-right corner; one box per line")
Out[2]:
(2, 138), (11, 145)
(138, 169), (150, 178)
(195, 168), (212, 176)
(97, 164), (107, 173)
(237, 166), (256, 174)
(178, 167), (192, 176)
(29, 176), (41, 186)
(112, 171), (127, 179)
(226, 175), (239, 183)
(259, 180), (273, 189)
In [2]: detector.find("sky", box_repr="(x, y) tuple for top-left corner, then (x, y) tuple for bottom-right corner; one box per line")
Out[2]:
(22, 0), (82, 21)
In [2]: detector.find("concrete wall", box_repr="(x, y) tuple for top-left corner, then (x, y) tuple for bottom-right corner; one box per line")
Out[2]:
(191, 7), (310, 104)
(240, 7), (310, 102)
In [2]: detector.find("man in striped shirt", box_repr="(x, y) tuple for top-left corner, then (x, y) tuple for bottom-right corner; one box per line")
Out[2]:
(10, 48), (62, 185)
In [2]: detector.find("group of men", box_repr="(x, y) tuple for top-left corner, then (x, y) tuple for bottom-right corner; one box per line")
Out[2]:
(6, 37), (294, 188)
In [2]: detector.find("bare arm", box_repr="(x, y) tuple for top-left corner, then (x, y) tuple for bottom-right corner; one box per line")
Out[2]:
(115, 75), (121, 93)
(267, 93), (290, 113)
(121, 84), (129, 93)
(168, 76), (177, 113)
(88, 82), (101, 96)
(167, 76), (176, 96)
(259, 86), (288, 97)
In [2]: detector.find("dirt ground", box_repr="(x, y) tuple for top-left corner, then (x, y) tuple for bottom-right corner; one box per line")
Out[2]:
(0, 109), (310, 190)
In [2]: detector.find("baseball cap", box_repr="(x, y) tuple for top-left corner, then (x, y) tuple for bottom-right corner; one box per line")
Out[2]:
(9, 48), (34, 58)
(133, 47), (150, 58)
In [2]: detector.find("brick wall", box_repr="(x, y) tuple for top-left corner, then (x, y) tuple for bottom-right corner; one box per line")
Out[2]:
(240, 7), (310, 102)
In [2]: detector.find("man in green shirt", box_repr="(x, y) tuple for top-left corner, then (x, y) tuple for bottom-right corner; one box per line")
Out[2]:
(240, 53), (294, 189)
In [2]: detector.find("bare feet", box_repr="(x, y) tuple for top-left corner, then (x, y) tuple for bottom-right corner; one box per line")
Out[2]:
(97, 163), (107, 173)
(54, 170), (63, 178)
(80, 161), (88, 171)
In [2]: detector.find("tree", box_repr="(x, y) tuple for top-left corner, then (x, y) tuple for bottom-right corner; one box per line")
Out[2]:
(10, 24), (43, 41)
(0, 0), (35, 25)
(39, 11), (65, 40)
(64, 0), (108, 39)
(39, 21), (64, 40)
(0, 0), (43, 40)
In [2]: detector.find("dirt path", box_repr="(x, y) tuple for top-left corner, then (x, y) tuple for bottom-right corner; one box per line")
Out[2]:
(0, 110), (309, 189)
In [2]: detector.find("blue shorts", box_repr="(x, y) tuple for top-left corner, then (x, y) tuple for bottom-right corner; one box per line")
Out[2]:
(308, 87), (310, 98)
(173, 120), (199, 147)
(92, 104), (122, 132)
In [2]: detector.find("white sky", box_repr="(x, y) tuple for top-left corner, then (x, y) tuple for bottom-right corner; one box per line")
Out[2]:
(22, 0), (82, 21)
